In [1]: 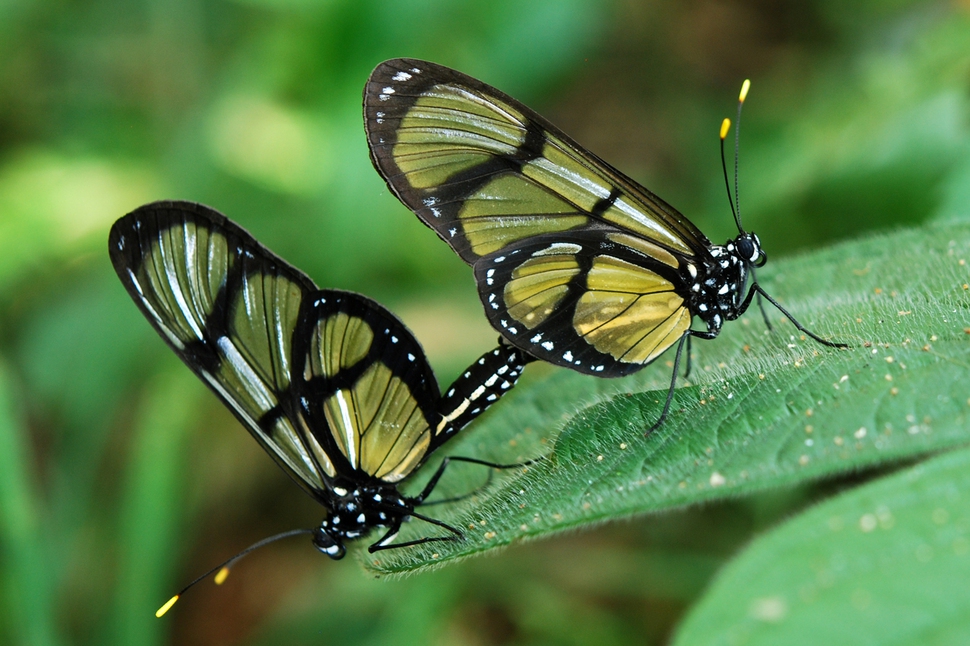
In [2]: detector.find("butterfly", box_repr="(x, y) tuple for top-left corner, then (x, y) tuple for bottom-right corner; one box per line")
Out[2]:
(109, 200), (532, 564)
(363, 58), (845, 428)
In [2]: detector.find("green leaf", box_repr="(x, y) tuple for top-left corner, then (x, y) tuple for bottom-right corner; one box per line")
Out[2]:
(363, 220), (970, 575)
(0, 361), (62, 646)
(109, 366), (204, 645)
(672, 445), (970, 646)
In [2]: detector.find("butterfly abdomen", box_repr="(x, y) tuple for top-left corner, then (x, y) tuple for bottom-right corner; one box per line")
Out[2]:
(435, 343), (532, 438)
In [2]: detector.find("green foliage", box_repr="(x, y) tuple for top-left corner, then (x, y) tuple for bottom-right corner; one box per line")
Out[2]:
(0, 362), (60, 646)
(673, 445), (970, 646)
(367, 220), (970, 573)
(110, 368), (203, 645)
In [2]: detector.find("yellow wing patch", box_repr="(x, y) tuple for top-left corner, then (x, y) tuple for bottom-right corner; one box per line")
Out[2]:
(141, 219), (231, 347)
(393, 84), (528, 189)
(461, 175), (589, 256)
(574, 255), (690, 363)
(308, 311), (373, 378)
(605, 233), (679, 269)
(522, 140), (612, 213)
(322, 363), (432, 483)
(504, 253), (581, 328)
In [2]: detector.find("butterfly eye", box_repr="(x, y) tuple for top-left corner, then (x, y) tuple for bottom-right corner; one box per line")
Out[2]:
(736, 236), (755, 260)
(313, 528), (346, 560)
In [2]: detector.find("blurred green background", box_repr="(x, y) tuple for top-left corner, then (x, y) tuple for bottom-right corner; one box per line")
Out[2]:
(1, 0), (969, 644)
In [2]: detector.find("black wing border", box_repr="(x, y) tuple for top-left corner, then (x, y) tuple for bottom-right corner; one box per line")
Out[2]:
(363, 57), (712, 262)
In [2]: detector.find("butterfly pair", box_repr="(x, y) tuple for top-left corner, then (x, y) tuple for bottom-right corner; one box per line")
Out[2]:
(114, 59), (845, 599)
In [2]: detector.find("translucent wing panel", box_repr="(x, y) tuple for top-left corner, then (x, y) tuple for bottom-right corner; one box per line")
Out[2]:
(504, 253), (581, 328)
(393, 85), (527, 187)
(134, 216), (226, 351)
(475, 233), (692, 376)
(306, 311), (374, 378)
(109, 201), (334, 495)
(321, 365), (431, 483)
(364, 58), (710, 265)
(459, 175), (589, 256)
(297, 292), (443, 483)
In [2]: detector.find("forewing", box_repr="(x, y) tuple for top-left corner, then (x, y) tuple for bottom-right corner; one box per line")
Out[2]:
(476, 231), (692, 376)
(109, 201), (335, 498)
(364, 58), (710, 265)
(293, 291), (444, 484)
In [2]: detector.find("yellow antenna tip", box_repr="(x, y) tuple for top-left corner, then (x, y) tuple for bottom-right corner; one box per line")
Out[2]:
(739, 79), (751, 103)
(214, 567), (230, 585)
(156, 595), (180, 618)
(720, 118), (731, 140)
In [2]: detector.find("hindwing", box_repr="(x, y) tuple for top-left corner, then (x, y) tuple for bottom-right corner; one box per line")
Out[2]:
(476, 231), (692, 376)
(291, 292), (443, 483)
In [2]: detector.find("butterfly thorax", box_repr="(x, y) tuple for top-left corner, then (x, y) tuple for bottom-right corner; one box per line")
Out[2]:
(312, 479), (413, 560)
(686, 232), (764, 335)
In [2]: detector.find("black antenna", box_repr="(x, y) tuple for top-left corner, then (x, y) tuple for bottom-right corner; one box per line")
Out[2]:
(733, 79), (750, 231)
(719, 118), (738, 229)
(155, 528), (314, 617)
(721, 79), (751, 233)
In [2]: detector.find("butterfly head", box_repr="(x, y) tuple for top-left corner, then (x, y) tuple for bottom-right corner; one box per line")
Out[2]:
(733, 232), (766, 268)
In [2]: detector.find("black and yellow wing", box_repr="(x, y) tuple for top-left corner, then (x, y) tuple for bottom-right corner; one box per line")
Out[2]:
(289, 290), (442, 484)
(110, 201), (337, 498)
(364, 58), (704, 376)
(110, 201), (520, 501)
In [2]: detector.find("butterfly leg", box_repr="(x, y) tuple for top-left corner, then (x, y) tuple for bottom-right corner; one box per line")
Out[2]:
(420, 468), (494, 507)
(413, 455), (538, 505)
(744, 269), (773, 331)
(366, 516), (463, 553)
(367, 503), (470, 553)
(753, 285), (847, 348)
(367, 532), (463, 553)
(646, 330), (720, 436)
(683, 335), (694, 380)
(756, 291), (772, 331)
